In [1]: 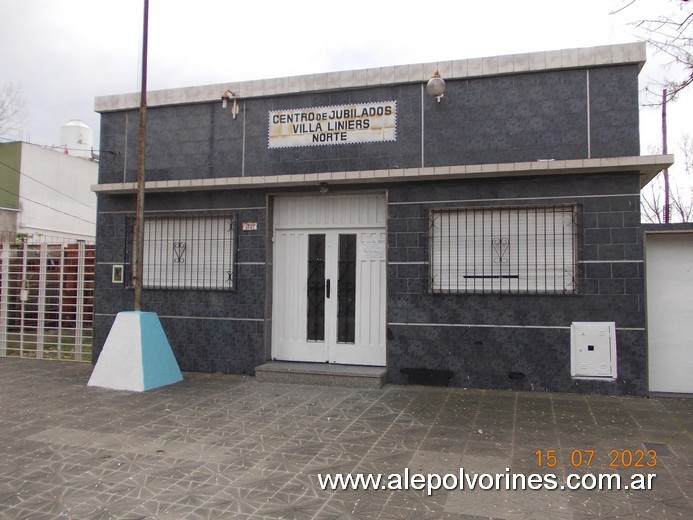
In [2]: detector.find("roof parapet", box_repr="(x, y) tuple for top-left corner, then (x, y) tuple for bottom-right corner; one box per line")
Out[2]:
(95, 42), (646, 113)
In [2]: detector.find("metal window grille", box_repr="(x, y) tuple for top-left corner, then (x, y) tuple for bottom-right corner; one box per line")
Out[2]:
(0, 234), (94, 362)
(430, 205), (577, 294)
(126, 214), (235, 290)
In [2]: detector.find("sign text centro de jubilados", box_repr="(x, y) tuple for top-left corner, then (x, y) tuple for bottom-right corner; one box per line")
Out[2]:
(268, 101), (397, 148)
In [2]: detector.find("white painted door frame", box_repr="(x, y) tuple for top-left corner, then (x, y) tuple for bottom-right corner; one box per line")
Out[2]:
(271, 194), (387, 366)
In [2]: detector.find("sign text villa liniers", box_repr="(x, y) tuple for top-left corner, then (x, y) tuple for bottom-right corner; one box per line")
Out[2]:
(268, 101), (397, 149)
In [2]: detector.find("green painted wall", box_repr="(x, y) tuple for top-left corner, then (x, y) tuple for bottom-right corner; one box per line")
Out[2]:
(0, 142), (21, 209)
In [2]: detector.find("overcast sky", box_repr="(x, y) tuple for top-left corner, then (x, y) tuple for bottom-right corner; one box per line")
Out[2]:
(1, 0), (690, 173)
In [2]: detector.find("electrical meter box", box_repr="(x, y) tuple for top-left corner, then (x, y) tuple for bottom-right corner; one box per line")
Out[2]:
(570, 322), (617, 379)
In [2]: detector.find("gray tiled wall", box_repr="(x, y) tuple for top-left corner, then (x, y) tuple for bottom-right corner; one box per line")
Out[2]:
(93, 190), (268, 375)
(386, 172), (645, 394)
(97, 65), (640, 185)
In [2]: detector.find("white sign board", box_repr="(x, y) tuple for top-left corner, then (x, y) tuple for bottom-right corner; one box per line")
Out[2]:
(268, 101), (397, 148)
(360, 237), (386, 260)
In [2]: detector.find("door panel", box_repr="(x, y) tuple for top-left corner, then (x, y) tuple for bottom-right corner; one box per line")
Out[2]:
(306, 234), (326, 342)
(329, 230), (387, 365)
(336, 234), (357, 344)
(272, 231), (327, 363)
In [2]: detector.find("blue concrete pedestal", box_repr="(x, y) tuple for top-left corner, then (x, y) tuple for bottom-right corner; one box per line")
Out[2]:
(88, 311), (183, 392)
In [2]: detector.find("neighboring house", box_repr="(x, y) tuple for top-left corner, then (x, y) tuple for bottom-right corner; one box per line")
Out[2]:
(92, 42), (672, 395)
(0, 140), (97, 363)
(0, 141), (98, 241)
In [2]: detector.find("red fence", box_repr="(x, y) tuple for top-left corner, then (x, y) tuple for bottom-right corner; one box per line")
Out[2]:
(0, 236), (94, 362)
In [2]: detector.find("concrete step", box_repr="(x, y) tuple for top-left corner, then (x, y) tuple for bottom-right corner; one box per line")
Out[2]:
(255, 361), (386, 389)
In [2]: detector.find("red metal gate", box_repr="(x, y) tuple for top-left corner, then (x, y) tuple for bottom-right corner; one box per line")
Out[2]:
(0, 235), (94, 362)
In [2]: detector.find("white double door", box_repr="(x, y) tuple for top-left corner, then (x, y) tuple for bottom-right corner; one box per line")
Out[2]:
(272, 194), (387, 366)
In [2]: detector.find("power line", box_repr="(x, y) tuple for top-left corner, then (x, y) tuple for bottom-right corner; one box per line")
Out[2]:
(0, 159), (97, 211)
(0, 135), (117, 156)
(0, 185), (96, 226)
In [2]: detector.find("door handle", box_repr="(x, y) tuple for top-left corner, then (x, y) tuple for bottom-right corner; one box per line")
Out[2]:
(326, 279), (331, 298)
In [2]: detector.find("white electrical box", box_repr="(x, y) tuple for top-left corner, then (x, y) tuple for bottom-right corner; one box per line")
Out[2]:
(571, 322), (617, 379)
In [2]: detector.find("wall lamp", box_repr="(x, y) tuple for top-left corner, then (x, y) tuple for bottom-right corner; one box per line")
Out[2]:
(426, 70), (446, 103)
(221, 89), (239, 119)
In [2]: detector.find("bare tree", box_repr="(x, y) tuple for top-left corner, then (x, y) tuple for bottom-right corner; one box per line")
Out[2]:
(670, 133), (693, 221)
(642, 175), (668, 223)
(642, 135), (693, 222)
(642, 145), (667, 223)
(0, 82), (26, 139)
(614, 0), (692, 103)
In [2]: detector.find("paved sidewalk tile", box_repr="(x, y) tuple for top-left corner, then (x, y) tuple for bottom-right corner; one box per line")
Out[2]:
(0, 358), (691, 519)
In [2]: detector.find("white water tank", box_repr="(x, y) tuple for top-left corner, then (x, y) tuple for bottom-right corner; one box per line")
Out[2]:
(61, 120), (93, 158)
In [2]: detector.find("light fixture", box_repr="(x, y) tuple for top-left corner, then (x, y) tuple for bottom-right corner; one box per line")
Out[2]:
(426, 70), (446, 102)
(221, 89), (234, 108)
(221, 89), (239, 119)
(319, 182), (329, 194)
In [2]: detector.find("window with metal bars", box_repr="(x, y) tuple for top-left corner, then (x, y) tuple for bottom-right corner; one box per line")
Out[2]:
(429, 205), (577, 294)
(126, 214), (235, 290)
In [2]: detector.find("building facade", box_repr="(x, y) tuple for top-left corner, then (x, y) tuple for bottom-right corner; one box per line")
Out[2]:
(93, 42), (671, 394)
(0, 141), (97, 241)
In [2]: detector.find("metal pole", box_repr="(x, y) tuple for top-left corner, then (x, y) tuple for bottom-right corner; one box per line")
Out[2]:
(662, 88), (670, 224)
(75, 241), (86, 359)
(0, 243), (8, 357)
(133, 0), (149, 310)
(37, 243), (47, 359)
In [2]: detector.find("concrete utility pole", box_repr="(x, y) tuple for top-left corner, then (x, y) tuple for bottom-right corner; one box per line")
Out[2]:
(88, 0), (183, 392)
(133, 0), (149, 310)
(662, 88), (670, 224)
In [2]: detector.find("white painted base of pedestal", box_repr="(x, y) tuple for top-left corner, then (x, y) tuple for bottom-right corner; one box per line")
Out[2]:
(88, 311), (183, 392)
